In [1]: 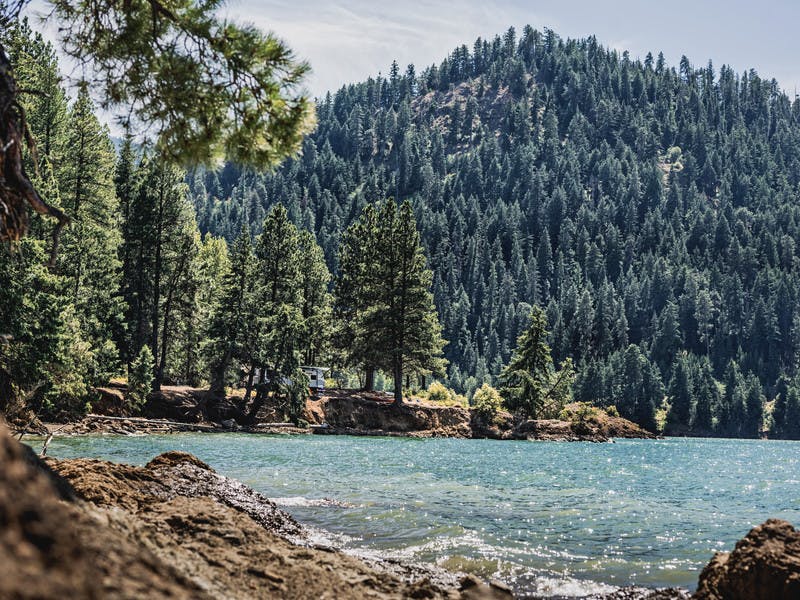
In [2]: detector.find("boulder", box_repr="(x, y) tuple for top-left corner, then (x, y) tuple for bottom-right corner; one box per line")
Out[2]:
(694, 519), (800, 600)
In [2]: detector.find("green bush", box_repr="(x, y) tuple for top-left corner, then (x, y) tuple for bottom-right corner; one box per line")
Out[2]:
(127, 346), (154, 412)
(427, 381), (451, 402)
(559, 402), (600, 423)
(424, 381), (468, 407)
(472, 383), (503, 419)
(604, 405), (620, 417)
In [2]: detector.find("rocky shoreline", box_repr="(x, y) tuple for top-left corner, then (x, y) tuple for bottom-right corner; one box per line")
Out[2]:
(2, 422), (799, 599)
(1, 423), (511, 599)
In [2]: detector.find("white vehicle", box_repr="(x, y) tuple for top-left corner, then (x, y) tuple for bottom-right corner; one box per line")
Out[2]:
(247, 365), (329, 392)
(301, 366), (329, 392)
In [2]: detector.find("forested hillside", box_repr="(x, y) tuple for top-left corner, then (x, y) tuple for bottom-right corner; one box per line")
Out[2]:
(190, 26), (800, 438)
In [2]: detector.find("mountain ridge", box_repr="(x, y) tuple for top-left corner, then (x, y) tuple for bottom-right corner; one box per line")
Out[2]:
(190, 25), (800, 437)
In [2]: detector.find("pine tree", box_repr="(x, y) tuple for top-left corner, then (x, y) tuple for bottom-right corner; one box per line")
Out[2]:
(248, 204), (306, 421)
(500, 305), (573, 418)
(122, 156), (197, 390)
(297, 230), (332, 366)
(362, 200), (446, 404)
(665, 355), (693, 434)
(691, 359), (716, 433)
(206, 225), (255, 394)
(55, 84), (124, 383)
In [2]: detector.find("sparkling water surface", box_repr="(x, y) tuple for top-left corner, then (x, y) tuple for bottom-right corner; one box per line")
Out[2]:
(33, 434), (800, 596)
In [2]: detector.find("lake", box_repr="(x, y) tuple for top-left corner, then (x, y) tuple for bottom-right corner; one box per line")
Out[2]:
(32, 434), (800, 597)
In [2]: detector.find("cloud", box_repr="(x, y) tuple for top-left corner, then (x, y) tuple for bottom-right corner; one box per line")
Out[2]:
(231, 0), (538, 96)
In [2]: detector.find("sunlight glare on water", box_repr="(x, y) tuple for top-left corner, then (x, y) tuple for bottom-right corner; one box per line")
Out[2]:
(35, 434), (800, 595)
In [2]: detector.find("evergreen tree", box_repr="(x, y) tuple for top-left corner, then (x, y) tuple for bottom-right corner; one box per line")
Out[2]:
(500, 306), (574, 418)
(206, 225), (255, 394)
(364, 200), (446, 403)
(665, 355), (693, 434)
(297, 230), (332, 366)
(692, 359), (716, 433)
(248, 204), (306, 421)
(55, 84), (124, 384)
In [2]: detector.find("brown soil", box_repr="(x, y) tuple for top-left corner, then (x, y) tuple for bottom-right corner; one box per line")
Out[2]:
(694, 518), (800, 600)
(35, 385), (654, 443)
(312, 390), (473, 437)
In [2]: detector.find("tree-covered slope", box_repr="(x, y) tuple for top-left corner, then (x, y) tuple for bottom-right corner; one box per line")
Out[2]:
(190, 26), (800, 437)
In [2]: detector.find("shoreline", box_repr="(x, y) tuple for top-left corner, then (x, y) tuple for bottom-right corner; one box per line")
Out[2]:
(7, 424), (688, 600)
(21, 385), (657, 443)
(7, 423), (798, 598)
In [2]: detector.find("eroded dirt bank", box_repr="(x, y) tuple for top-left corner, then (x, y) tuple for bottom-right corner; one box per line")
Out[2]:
(36, 386), (655, 441)
(308, 391), (655, 442)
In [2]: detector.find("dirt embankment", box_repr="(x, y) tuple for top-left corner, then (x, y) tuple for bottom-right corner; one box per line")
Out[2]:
(309, 393), (654, 442)
(0, 423), (512, 599)
(310, 391), (473, 438)
(35, 385), (654, 442)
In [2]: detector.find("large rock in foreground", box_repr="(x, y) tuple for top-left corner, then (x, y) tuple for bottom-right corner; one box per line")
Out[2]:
(694, 519), (800, 600)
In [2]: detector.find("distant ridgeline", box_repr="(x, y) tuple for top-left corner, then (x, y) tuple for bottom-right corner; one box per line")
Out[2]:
(188, 26), (800, 438)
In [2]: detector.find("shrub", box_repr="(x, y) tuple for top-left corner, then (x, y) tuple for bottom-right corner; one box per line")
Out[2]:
(604, 405), (620, 418)
(472, 383), (503, 420)
(127, 346), (154, 412)
(424, 381), (468, 407)
(559, 402), (600, 423)
(427, 381), (451, 402)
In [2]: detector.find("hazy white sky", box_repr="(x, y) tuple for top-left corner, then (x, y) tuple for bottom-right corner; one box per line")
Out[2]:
(225, 0), (800, 98)
(24, 0), (800, 98)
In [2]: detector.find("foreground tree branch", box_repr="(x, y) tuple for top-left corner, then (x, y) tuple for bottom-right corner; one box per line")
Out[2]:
(0, 0), (315, 241)
(0, 41), (69, 242)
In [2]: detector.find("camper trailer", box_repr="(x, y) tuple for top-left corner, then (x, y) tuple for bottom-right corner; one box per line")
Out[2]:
(301, 366), (329, 392)
(246, 365), (328, 392)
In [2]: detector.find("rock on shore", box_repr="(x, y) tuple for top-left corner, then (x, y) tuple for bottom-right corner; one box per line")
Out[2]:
(694, 518), (800, 600)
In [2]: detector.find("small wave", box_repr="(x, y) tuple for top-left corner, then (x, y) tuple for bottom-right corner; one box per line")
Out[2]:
(519, 574), (618, 598)
(271, 496), (355, 508)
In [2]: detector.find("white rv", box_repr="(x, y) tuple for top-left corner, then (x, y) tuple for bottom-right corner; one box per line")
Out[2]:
(301, 366), (329, 392)
(247, 365), (329, 392)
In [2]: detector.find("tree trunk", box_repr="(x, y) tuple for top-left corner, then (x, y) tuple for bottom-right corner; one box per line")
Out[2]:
(246, 367), (272, 425)
(393, 360), (403, 405)
(209, 347), (232, 394)
(364, 367), (375, 392)
(243, 366), (256, 404)
(150, 181), (165, 391)
(0, 40), (69, 244)
(244, 366), (264, 408)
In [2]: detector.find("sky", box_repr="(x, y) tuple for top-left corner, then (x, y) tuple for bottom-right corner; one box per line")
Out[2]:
(223, 0), (800, 98)
(23, 0), (800, 102)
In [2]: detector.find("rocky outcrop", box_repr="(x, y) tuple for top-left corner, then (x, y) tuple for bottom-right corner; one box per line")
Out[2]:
(0, 423), (513, 599)
(694, 519), (800, 600)
(314, 391), (473, 437)
(312, 394), (654, 441)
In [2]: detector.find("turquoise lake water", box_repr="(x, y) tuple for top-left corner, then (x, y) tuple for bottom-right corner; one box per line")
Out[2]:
(33, 434), (800, 597)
